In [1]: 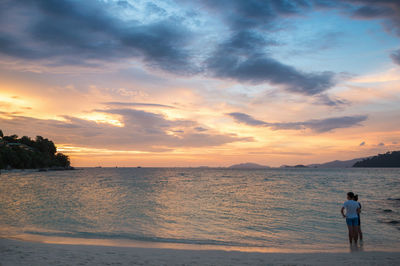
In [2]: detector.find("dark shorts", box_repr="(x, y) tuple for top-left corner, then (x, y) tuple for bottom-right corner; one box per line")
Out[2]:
(346, 217), (359, 226)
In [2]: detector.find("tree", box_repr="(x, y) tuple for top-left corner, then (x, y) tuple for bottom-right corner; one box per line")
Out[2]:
(3, 134), (18, 142)
(55, 153), (71, 167)
(353, 151), (400, 167)
(20, 136), (34, 147)
(0, 132), (71, 169)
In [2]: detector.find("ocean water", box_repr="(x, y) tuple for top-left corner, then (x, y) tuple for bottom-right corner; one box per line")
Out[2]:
(1, 168), (399, 252)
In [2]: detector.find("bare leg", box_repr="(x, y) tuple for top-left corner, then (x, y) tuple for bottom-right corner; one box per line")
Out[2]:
(347, 225), (353, 244)
(353, 225), (359, 244)
(358, 225), (363, 241)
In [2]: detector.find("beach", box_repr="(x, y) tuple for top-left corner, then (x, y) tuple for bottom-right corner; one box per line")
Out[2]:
(1, 168), (400, 265)
(1, 238), (400, 266)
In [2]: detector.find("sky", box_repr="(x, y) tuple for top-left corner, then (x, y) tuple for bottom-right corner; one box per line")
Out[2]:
(0, 0), (399, 167)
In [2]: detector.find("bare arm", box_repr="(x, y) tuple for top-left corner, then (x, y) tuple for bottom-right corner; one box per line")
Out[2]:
(341, 207), (346, 218)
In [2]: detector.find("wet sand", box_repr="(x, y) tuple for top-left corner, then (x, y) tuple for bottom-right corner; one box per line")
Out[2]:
(1, 238), (400, 266)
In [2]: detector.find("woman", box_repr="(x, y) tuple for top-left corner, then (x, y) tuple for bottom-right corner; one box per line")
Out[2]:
(354, 194), (363, 241)
(341, 192), (360, 245)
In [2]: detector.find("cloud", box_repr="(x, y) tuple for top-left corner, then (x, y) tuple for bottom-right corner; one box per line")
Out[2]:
(288, 31), (345, 56)
(194, 127), (208, 132)
(0, 34), (45, 60)
(201, 0), (400, 86)
(349, 0), (400, 36)
(227, 112), (267, 126)
(199, 0), (310, 30)
(314, 94), (349, 107)
(1, 0), (399, 97)
(227, 112), (367, 132)
(207, 30), (336, 95)
(0, 0), (337, 97)
(103, 102), (175, 109)
(391, 49), (400, 65)
(0, 109), (248, 151)
(352, 5), (394, 18)
(378, 142), (385, 146)
(303, 116), (367, 132)
(360, 141), (366, 146)
(0, 0), (196, 74)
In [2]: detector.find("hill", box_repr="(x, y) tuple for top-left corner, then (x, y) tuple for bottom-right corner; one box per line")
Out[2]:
(353, 151), (400, 167)
(308, 158), (366, 168)
(0, 130), (71, 170)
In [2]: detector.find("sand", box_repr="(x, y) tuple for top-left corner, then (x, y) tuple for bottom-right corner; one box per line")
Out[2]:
(1, 238), (400, 266)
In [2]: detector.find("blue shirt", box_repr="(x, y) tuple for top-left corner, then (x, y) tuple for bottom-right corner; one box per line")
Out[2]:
(343, 200), (359, 219)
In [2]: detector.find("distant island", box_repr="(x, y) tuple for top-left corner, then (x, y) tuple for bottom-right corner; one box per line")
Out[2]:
(353, 151), (400, 167)
(229, 151), (400, 169)
(280, 164), (308, 168)
(308, 158), (367, 168)
(0, 130), (71, 170)
(229, 163), (270, 169)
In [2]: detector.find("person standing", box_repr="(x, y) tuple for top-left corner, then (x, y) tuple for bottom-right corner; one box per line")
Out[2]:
(354, 194), (363, 241)
(341, 192), (360, 245)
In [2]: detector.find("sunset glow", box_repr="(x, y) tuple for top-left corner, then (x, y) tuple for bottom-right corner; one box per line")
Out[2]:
(1, 0), (399, 167)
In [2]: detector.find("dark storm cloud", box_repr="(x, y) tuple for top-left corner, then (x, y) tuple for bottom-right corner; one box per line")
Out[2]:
(391, 49), (400, 65)
(0, 0), (195, 73)
(0, 110), (248, 151)
(227, 112), (367, 133)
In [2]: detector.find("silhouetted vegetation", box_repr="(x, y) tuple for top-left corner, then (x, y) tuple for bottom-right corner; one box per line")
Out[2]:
(0, 130), (71, 169)
(353, 151), (400, 167)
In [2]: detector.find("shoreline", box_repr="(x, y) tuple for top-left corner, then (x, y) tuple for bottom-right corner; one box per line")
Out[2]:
(3, 232), (400, 254)
(0, 166), (76, 173)
(1, 238), (400, 266)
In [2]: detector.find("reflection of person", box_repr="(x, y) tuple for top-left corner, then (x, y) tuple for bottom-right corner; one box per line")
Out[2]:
(353, 194), (363, 241)
(341, 192), (360, 245)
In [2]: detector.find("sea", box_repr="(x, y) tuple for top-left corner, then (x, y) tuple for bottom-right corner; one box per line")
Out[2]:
(1, 167), (399, 253)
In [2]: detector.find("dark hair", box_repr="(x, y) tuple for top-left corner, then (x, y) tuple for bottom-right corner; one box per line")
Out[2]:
(354, 194), (358, 201)
(347, 192), (355, 199)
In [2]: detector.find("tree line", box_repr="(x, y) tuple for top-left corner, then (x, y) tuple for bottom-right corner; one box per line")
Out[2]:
(353, 151), (400, 167)
(0, 130), (71, 169)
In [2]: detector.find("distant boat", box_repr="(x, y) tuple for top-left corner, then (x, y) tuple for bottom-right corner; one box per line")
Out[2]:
(94, 166), (102, 168)
(137, 166), (142, 168)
